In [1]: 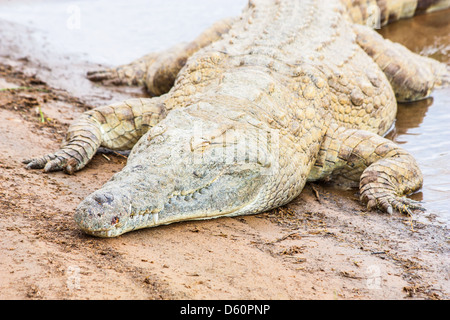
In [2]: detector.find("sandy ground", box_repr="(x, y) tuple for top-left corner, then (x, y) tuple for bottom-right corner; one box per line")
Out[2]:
(0, 22), (449, 300)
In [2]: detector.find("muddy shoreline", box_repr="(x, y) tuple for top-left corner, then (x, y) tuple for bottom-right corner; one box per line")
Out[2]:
(1, 15), (449, 299)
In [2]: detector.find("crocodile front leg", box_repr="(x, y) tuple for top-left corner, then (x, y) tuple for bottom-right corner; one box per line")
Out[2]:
(87, 17), (235, 96)
(309, 125), (423, 215)
(23, 96), (167, 174)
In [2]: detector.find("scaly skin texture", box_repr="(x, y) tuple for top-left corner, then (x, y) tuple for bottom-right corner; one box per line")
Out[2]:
(24, 0), (449, 237)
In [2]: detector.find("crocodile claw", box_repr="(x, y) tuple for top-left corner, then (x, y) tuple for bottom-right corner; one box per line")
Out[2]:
(23, 152), (79, 175)
(362, 191), (425, 216)
(86, 69), (128, 86)
(86, 69), (113, 81)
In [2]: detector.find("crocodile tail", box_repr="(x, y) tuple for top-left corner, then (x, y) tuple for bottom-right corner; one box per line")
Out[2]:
(345, 0), (450, 27)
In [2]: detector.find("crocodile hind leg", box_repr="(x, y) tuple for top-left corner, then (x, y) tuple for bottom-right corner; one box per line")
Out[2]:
(23, 96), (168, 174)
(86, 51), (166, 87)
(308, 125), (423, 214)
(353, 23), (449, 102)
(345, 0), (450, 27)
(87, 17), (234, 96)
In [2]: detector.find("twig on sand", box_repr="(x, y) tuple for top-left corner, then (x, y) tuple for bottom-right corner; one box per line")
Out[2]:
(0, 86), (49, 92)
(311, 184), (321, 203)
(37, 106), (45, 123)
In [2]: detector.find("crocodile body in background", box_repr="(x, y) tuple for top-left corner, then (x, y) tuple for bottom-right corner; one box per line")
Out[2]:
(24, 0), (450, 237)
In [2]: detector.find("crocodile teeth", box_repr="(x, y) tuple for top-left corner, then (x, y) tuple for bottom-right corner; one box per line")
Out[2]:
(153, 213), (159, 224)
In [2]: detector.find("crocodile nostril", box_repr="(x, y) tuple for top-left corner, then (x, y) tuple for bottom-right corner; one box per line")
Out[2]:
(103, 192), (114, 204)
(93, 195), (102, 205)
(93, 192), (114, 205)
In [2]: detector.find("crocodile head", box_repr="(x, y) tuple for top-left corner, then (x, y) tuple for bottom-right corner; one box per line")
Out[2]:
(74, 106), (280, 237)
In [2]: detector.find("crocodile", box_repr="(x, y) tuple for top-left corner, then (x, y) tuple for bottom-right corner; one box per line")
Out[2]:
(23, 0), (450, 237)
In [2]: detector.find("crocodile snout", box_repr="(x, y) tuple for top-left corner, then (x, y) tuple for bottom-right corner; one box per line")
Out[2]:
(74, 187), (132, 237)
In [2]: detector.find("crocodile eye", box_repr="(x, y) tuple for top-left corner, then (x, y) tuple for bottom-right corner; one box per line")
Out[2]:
(111, 216), (120, 225)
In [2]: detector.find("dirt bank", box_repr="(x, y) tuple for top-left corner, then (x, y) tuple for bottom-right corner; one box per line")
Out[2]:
(0, 60), (448, 300)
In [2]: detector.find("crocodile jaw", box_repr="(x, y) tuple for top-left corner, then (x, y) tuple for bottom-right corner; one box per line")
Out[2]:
(74, 107), (274, 237)
(74, 162), (266, 237)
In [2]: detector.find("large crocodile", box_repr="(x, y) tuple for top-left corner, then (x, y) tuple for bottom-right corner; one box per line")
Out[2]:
(24, 0), (449, 237)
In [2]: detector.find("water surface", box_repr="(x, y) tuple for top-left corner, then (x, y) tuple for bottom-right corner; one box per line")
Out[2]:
(0, 0), (247, 65)
(379, 9), (450, 225)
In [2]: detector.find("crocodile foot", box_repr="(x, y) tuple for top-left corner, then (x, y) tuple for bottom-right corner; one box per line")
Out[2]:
(86, 44), (187, 96)
(361, 190), (425, 215)
(86, 68), (124, 85)
(87, 63), (147, 87)
(23, 151), (80, 174)
(359, 164), (425, 216)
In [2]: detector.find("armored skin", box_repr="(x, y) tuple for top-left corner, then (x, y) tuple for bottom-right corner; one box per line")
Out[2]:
(24, 0), (450, 237)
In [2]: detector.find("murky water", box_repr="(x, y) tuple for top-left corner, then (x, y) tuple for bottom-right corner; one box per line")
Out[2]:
(0, 1), (448, 225)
